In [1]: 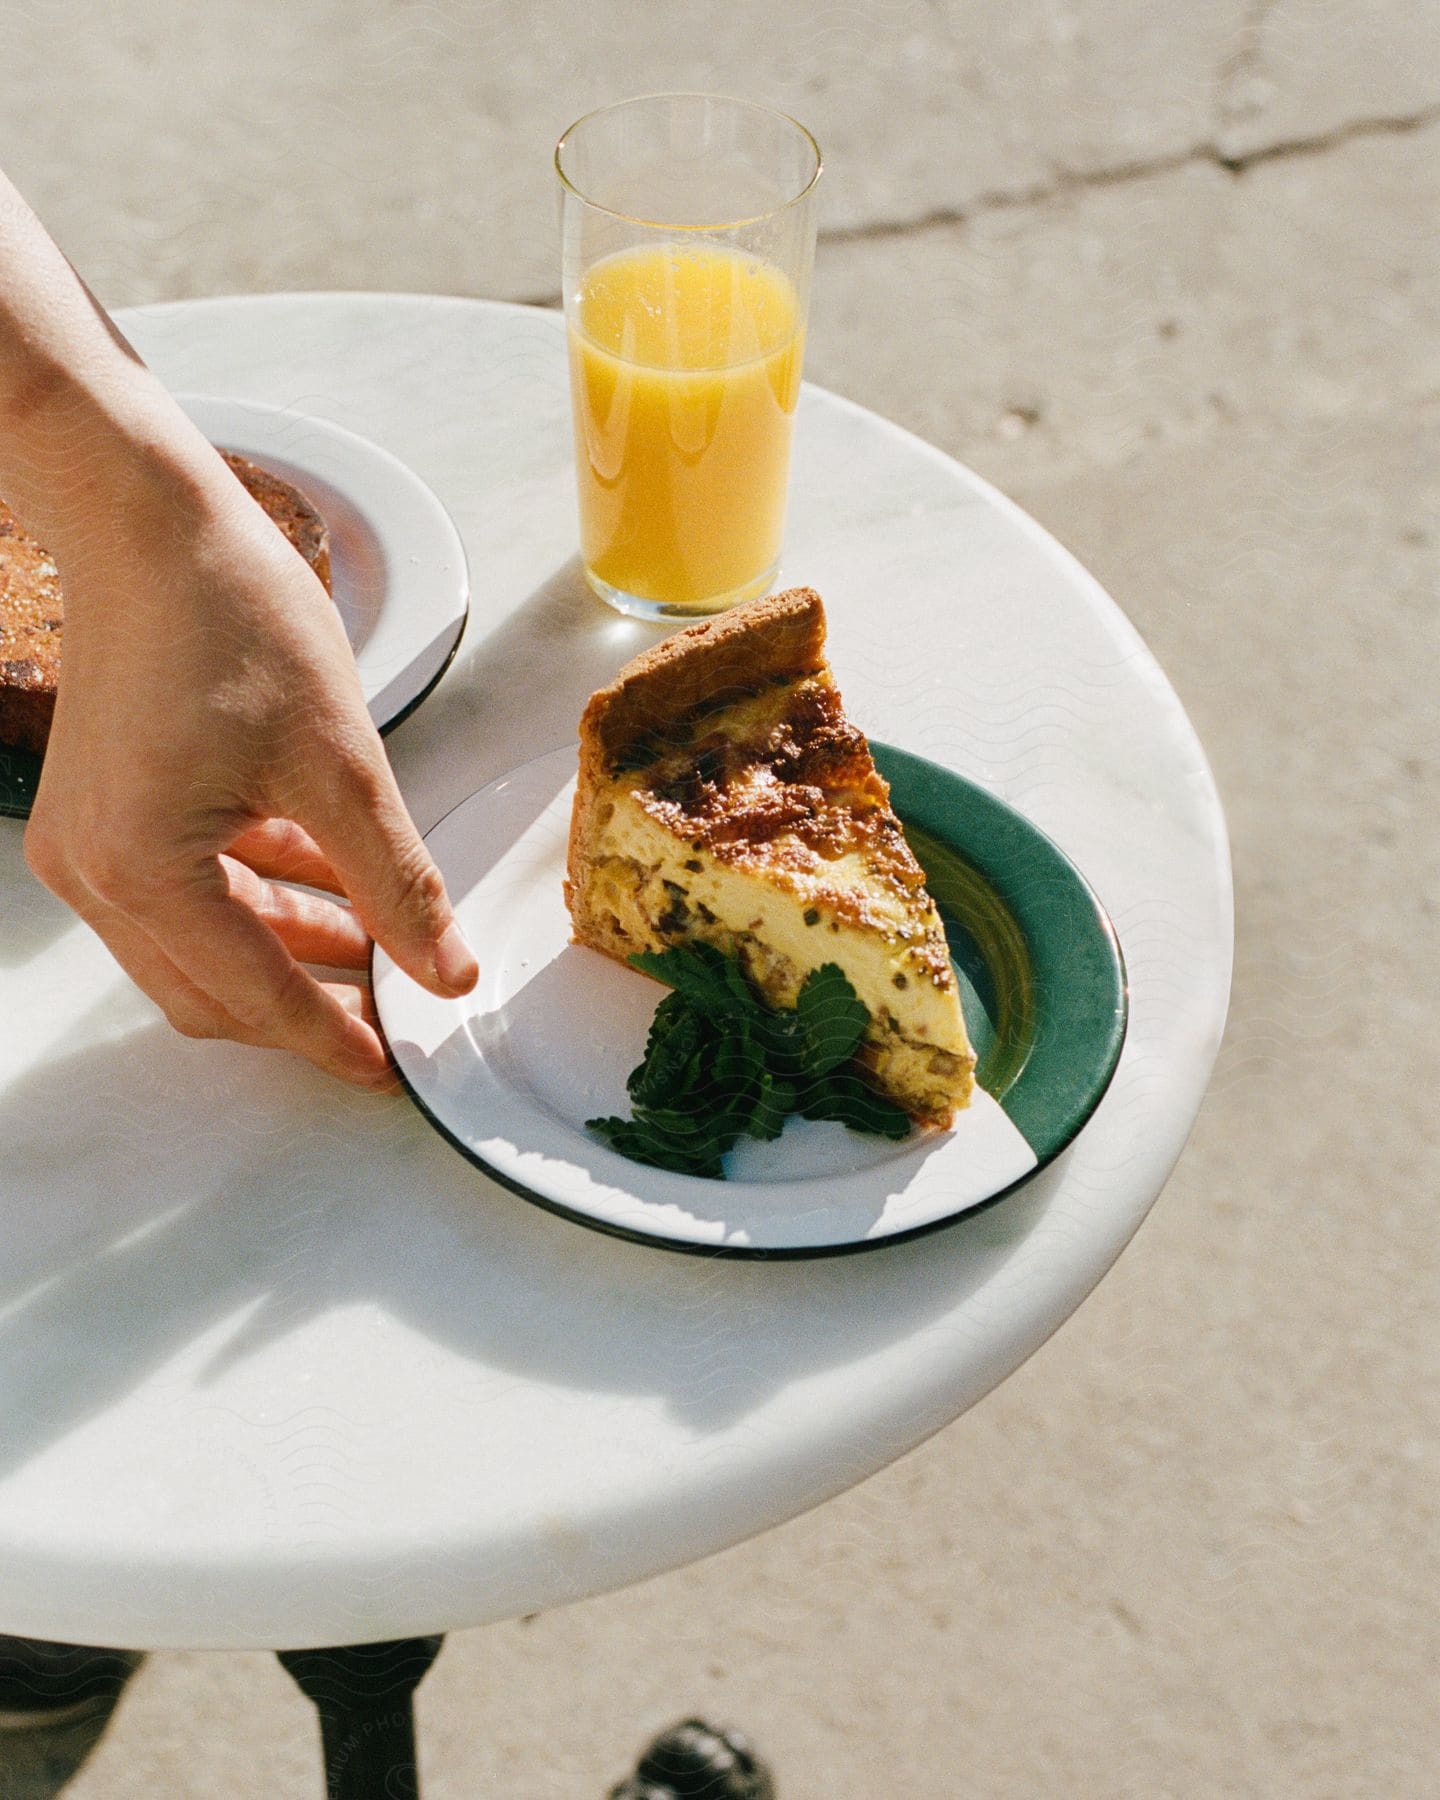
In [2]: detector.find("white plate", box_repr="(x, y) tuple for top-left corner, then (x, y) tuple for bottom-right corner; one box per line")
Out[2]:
(177, 394), (469, 734)
(373, 746), (1039, 1257)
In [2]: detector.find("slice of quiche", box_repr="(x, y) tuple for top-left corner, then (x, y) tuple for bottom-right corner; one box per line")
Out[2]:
(564, 586), (975, 1126)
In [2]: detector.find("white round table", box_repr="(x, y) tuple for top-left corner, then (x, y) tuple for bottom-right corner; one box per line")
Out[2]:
(0, 294), (1231, 1655)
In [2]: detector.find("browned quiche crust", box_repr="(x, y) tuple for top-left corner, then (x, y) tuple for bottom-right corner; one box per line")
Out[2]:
(576, 585), (828, 769)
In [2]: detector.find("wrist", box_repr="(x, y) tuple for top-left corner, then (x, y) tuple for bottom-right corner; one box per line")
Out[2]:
(0, 349), (219, 561)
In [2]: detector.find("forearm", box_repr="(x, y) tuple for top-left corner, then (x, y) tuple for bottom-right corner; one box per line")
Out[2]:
(0, 166), (216, 554)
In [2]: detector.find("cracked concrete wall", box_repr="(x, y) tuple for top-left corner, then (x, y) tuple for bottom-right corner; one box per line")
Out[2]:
(810, 125), (1440, 475)
(1, 1), (1436, 304)
(1218, 0), (1440, 153)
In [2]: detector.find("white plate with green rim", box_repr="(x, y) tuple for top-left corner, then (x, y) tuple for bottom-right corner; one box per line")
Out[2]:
(373, 741), (1129, 1258)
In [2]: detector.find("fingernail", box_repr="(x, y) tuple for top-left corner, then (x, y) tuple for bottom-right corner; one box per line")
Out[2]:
(434, 920), (479, 992)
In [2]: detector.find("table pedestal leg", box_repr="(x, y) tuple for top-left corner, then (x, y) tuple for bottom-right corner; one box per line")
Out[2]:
(278, 1636), (444, 1800)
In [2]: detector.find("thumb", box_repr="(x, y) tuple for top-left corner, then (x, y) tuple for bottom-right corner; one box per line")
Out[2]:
(300, 762), (478, 999)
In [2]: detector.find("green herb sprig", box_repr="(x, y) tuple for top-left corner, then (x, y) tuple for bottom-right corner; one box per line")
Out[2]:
(587, 943), (911, 1179)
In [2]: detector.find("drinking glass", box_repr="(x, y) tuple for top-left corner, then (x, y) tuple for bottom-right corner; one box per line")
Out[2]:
(557, 93), (821, 620)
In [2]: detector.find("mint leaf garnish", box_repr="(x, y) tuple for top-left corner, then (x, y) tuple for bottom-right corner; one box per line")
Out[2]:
(795, 1068), (912, 1138)
(587, 1114), (725, 1180)
(743, 1070), (795, 1140)
(629, 943), (755, 1017)
(587, 944), (915, 1179)
(627, 993), (702, 1108)
(793, 963), (870, 1077)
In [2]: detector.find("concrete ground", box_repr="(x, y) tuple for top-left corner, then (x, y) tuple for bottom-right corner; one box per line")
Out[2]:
(2, 3), (1437, 1795)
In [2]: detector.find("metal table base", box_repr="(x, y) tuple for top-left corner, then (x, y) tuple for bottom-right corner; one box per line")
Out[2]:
(0, 1633), (776, 1799)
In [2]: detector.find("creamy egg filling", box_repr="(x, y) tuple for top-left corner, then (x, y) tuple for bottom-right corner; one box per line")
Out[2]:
(580, 789), (975, 1115)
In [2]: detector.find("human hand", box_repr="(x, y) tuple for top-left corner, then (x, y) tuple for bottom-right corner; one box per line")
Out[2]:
(23, 422), (477, 1090)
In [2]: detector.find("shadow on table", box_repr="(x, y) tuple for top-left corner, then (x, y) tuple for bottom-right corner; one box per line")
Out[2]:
(0, 552), (1063, 1485)
(377, 551), (663, 826)
(0, 826), (76, 972)
(0, 998), (1058, 1487)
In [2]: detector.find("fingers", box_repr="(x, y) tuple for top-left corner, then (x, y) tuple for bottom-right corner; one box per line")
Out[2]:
(220, 855), (370, 969)
(226, 817), (345, 895)
(81, 885), (397, 1089)
(63, 886), (271, 1047)
(30, 806), (400, 1087)
(316, 980), (400, 1092)
(292, 757), (478, 1001)
(343, 986), (401, 1095)
(132, 875), (389, 1087)
(53, 838), (394, 1087)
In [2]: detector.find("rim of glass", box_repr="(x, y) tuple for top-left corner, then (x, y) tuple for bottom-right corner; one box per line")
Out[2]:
(554, 91), (823, 232)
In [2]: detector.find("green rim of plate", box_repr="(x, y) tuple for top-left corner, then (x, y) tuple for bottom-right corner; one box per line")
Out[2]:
(873, 742), (1128, 1161)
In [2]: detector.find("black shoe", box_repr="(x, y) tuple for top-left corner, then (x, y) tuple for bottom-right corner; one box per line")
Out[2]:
(0, 1636), (141, 1731)
(610, 1717), (776, 1799)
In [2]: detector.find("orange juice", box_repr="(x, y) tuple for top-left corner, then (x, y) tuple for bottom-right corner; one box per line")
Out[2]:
(568, 242), (804, 610)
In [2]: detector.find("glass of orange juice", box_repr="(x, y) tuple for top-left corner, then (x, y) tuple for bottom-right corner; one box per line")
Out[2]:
(557, 93), (821, 620)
